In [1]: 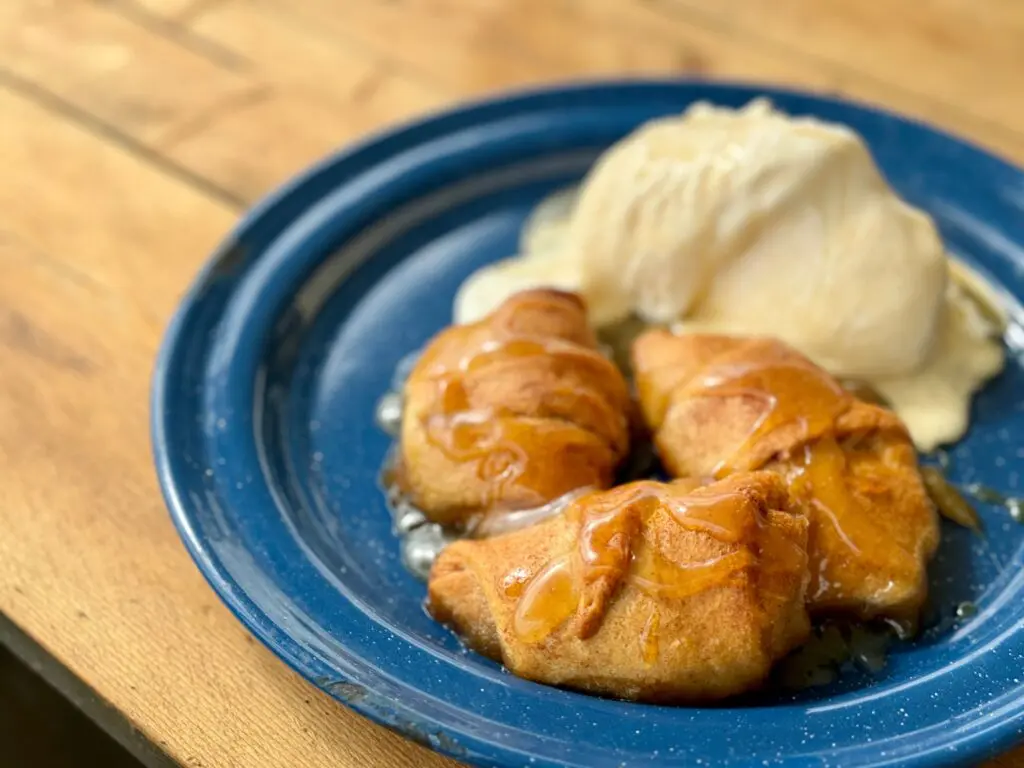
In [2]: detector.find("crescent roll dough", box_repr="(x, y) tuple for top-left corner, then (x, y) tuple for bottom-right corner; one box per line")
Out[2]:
(428, 472), (810, 702)
(632, 331), (939, 632)
(396, 289), (632, 528)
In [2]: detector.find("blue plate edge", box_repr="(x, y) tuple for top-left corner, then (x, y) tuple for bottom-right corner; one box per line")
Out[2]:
(149, 239), (513, 768)
(149, 77), (1024, 768)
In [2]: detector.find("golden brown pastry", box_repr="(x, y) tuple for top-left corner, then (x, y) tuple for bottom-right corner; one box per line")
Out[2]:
(631, 331), (940, 632)
(428, 472), (810, 702)
(396, 289), (632, 528)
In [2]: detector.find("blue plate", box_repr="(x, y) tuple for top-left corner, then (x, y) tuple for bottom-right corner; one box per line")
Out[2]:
(152, 81), (1024, 767)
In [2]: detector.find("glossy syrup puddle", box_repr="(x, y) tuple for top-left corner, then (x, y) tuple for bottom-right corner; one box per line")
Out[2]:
(377, 351), (453, 579)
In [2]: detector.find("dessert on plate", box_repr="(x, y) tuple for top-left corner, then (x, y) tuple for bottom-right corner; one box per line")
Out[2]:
(428, 472), (810, 702)
(632, 331), (939, 632)
(394, 289), (631, 528)
(378, 98), (1007, 703)
(455, 99), (1004, 451)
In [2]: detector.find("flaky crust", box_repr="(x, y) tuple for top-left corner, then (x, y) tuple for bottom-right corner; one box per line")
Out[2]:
(632, 331), (940, 628)
(397, 290), (632, 526)
(428, 473), (810, 703)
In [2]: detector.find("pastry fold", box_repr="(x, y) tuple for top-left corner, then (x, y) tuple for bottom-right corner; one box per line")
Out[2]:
(397, 290), (631, 527)
(428, 472), (810, 702)
(632, 331), (939, 630)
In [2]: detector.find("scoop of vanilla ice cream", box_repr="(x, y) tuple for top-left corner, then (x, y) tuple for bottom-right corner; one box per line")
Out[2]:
(452, 99), (1005, 448)
(454, 251), (580, 325)
(870, 270), (1005, 451)
(453, 189), (580, 324)
(570, 98), (947, 376)
(520, 186), (577, 256)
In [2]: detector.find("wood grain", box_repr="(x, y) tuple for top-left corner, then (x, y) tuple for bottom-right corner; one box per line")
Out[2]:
(1, 0), (1023, 766)
(188, 1), (383, 98)
(163, 78), (447, 201)
(0, 86), (234, 322)
(652, 0), (1024, 131)
(168, 2), (449, 200)
(0, 0), (255, 144)
(120, 0), (210, 19)
(0, 86), (456, 768)
(252, 0), (1024, 162)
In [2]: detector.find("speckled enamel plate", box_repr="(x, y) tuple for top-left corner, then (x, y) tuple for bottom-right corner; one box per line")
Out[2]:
(151, 81), (1024, 767)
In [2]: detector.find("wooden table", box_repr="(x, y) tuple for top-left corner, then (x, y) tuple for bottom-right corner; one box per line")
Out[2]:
(1, 1), (1022, 766)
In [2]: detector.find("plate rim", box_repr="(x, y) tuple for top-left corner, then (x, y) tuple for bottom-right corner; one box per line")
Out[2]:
(152, 77), (1024, 768)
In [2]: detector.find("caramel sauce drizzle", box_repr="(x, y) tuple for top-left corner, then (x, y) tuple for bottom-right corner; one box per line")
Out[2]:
(510, 340), (898, 651)
(691, 345), (851, 477)
(511, 556), (579, 644)
(690, 340), (895, 595)
(417, 301), (623, 508)
(510, 482), (763, 649)
(640, 609), (661, 667)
